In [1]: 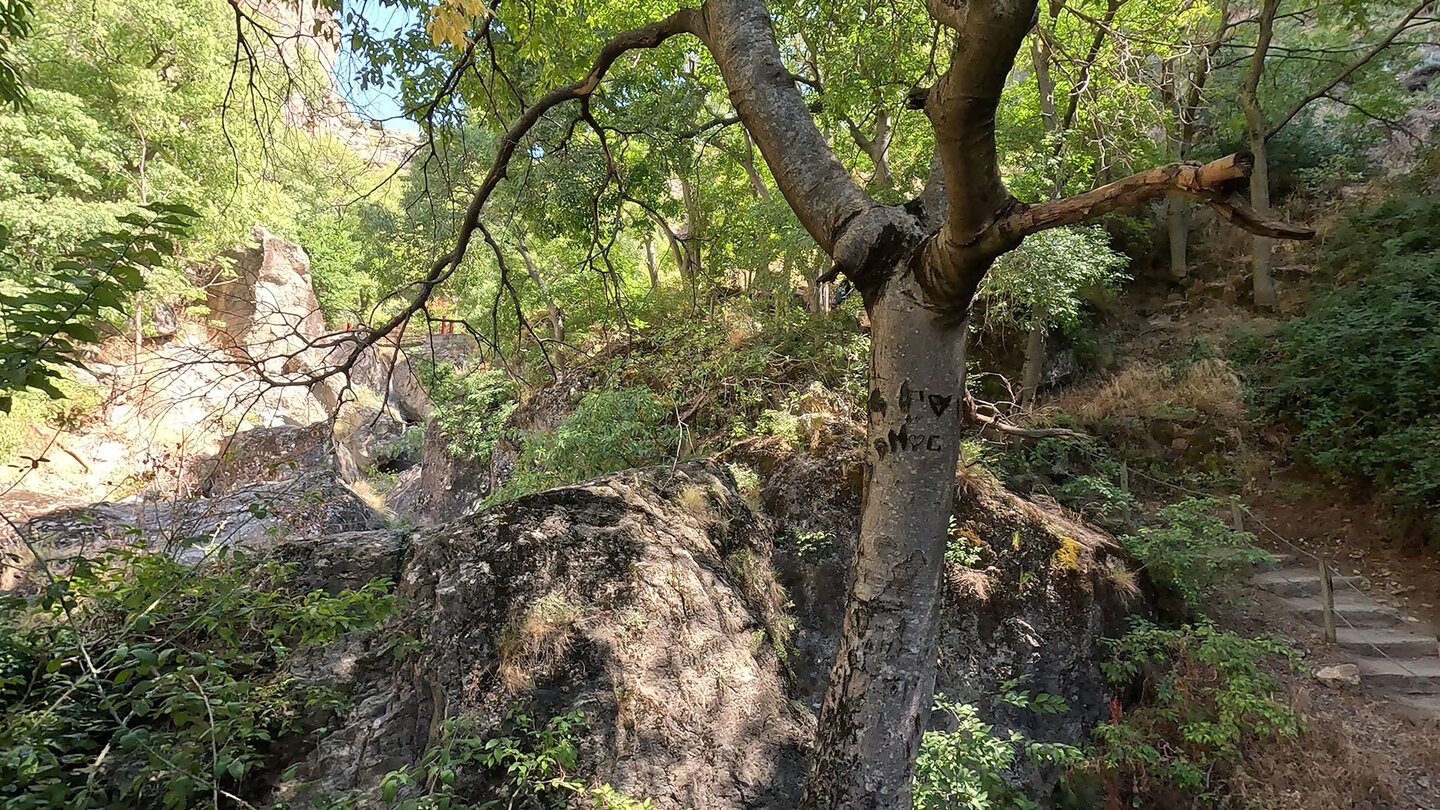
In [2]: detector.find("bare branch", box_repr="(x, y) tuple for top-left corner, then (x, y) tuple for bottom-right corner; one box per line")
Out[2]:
(1266, 0), (1435, 140)
(993, 153), (1315, 244)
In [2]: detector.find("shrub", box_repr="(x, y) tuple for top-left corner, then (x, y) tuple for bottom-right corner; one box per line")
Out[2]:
(1084, 619), (1300, 807)
(0, 544), (394, 809)
(423, 364), (517, 465)
(1119, 498), (1274, 612)
(376, 708), (652, 809)
(496, 386), (679, 501)
(1252, 192), (1440, 539)
(914, 691), (1080, 810)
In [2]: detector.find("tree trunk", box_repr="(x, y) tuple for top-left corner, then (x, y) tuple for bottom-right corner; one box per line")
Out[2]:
(1166, 192), (1189, 280)
(1247, 142), (1277, 308)
(1241, 0), (1280, 309)
(644, 231), (659, 289)
(866, 109), (893, 188)
(738, 129), (772, 202)
(678, 174), (703, 287)
(801, 268), (966, 810)
(1019, 311), (1046, 408)
(516, 234), (565, 343)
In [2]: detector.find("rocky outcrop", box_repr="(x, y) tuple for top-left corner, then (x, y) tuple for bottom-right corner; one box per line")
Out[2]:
(208, 227), (327, 373)
(729, 414), (1144, 800)
(23, 471), (385, 565)
(195, 422), (341, 495)
(267, 431), (1145, 808)
(277, 461), (809, 808)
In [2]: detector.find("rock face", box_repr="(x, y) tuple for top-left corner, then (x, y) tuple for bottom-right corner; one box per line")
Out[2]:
(22, 471), (385, 565)
(278, 462), (809, 809)
(273, 441), (1143, 808)
(208, 227), (327, 373)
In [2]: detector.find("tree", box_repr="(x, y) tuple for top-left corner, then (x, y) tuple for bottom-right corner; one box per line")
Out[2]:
(1229, 0), (1433, 307)
(309, 0), (1315, 803)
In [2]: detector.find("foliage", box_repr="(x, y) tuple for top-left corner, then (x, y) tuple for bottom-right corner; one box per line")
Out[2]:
(0, 0), (29, 108)
(975, 225), (1129, 333)
(424, 363), (517, 465)
(0, 375), (102, 465)
(0, 544), (394, 809)
(1250, 192), (1440, 539)
(1087, 619), (1300, 806)
(496, 386), (678, 502)
(914, 690), (1080, 810)
(376, 707), (652, 809)
(0, 202), (194, 411)
(1120, 498), (1274, 612)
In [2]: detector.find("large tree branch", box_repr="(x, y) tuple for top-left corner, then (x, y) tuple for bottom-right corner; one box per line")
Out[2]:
(991, 153), (1315, 244)
(693, 0), (875, 256)
(1265, 0), (1435, 140)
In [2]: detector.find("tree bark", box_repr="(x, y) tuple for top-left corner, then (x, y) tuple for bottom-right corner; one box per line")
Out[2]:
(515, 234), (564, 343)
(643, 231), (659, 289)
(1166, 192), (1189, 280)
(1019, 310), (1046, 408)
(678, 173), (703, 284)
(801, 268), (966, 810)
(1240, 0), (1280, 309)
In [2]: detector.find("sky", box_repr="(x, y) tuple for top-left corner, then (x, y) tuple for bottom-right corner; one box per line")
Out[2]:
(333, 1), (423, 133)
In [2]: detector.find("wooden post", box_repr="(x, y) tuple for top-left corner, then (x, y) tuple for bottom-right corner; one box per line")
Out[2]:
(1231, 499), (1245, 533)
(1318, 557), (1337, 644)
(1118, 461), (1130, 521)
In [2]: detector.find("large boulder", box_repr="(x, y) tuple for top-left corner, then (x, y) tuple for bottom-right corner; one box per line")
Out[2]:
(208, 227), (327, 372)
(194, 422), (342, 495)
(276, 461), (810, 809)
(21, 471), (386, 565)
(274, 445), (1144, 808)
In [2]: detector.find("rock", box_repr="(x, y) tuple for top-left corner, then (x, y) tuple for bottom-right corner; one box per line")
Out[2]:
(277, 461), (809, 809)
(728, 435), (1145, 800)
(194, 422), (339, 495)
(326, 340), (435, 423)
(1315, 663), (1362, 687)
(22, 471), (386, 565)
(150, 301), (178, 337)
(208, 227), (327, 372)
(334, 406), (415, 473)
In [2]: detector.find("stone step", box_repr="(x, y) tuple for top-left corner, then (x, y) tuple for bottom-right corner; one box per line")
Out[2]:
(1254, 552), (1298, 572)
(1253, 569), (1357, 598)
(1336, 627), (1439, 659)
(1282, 595), (1406, 628)
(1391, 692), (1440, 724)
(1355, 657), (1440, 692)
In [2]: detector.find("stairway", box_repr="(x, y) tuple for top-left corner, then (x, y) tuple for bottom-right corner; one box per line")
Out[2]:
(1253, 557), (1440, 723)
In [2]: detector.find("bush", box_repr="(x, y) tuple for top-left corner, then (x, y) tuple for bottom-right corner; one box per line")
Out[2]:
(1083, 619), (1300, 807)
(423, 364), (517, 466)
(914, 690), (1080, 810)
(1120, 498), (1274, 613)
(375, 707), (652, 809)
(0, 544), (394, 809)
(496, 386), (679, 501)
(1252, 193), (1440, 539)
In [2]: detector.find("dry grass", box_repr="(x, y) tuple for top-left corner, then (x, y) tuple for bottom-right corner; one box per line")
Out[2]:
(495, 593), (582, 692)
(1230, 708), (1399, 809)
(1058, 358), (1245, 428)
